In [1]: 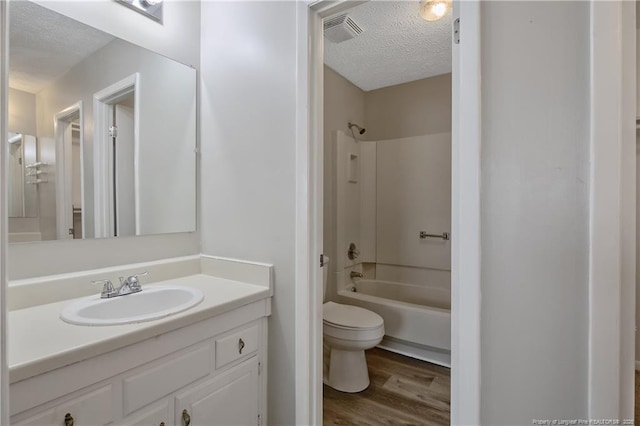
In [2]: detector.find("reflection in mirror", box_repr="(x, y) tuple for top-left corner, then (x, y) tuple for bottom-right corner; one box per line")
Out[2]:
(8, 132), (39, 220)
(54, 104), (83, 240)
(8, 1), (197, 243)
(113, 93), (136, 238)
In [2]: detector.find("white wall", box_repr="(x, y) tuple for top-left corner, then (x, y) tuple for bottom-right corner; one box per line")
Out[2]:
(8, 88), (35, 136)
(480, 2), (590, 424)
(199, 2), (297, 424)
(8, 0), (200, 280)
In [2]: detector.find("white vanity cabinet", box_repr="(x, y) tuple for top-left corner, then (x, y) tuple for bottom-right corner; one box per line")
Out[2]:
(10, 298), (269, 426)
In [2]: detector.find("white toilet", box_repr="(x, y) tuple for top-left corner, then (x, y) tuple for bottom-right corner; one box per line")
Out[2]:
(322, 257), (384, 393)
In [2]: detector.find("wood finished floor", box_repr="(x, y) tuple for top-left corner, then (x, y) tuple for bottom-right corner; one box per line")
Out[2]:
(323, 348), (450, 425)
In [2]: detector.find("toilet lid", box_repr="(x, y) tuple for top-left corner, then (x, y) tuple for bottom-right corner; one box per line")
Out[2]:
(323, 302), (384, 330)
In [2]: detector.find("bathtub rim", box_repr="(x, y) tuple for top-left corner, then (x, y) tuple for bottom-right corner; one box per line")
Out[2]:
(337, 287), (451, 316)
(351, 278), (452, 311)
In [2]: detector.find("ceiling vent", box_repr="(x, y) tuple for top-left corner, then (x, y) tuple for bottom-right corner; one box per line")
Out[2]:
(324, 14), (363, 43)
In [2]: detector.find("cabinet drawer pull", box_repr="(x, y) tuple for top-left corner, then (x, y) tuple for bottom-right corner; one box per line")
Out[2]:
(239, 338), (245, 354)
(64, 413), (74, 426)
(182, 409), (191, 426)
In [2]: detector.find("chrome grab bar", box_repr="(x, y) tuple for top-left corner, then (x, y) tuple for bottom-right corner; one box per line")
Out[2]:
(419, 231), (450, 240)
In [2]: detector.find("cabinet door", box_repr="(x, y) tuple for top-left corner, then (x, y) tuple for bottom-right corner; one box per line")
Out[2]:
(175, 358), (259, 426)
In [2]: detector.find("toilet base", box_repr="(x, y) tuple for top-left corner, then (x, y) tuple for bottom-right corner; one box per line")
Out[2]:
(326, 348), (370, 393)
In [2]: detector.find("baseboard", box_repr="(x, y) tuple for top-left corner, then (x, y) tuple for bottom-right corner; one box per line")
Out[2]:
(377, 336), (451, 368)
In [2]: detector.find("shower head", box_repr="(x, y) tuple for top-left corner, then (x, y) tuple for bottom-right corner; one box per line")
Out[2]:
(348, 122), (366, 135)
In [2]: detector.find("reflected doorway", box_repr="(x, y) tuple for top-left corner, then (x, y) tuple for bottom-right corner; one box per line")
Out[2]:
(54, 102), (84, 240)
(111, 93), (136, 237)
(93, 73), (139, 238)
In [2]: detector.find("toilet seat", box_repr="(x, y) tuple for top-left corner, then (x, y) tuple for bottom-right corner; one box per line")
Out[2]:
(323, 301), (383, 330)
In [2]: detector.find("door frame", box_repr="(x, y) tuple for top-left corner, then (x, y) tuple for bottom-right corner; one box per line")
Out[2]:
(54, 101), (84, 240)
(588, 0), (636, 419)
(0, 0), (8, 423)
(7, 132), (25, 218)
(294, 1), (482, 424)
(93, 73), (140, 238)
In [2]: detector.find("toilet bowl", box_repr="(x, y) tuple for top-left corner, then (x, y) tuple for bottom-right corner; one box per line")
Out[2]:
(322, 257), (385, 393)
(323, 301), (384, 392)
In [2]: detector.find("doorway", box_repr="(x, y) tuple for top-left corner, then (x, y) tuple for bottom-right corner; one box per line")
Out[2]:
(111, 93), (136, 237)
(322, 1), (452, 422)
(54, 102), (84, 240)
(296, 1), (481, 424)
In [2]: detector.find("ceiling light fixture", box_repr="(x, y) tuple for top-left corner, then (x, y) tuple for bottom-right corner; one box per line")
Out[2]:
(116, 0), (163, 23)
(419, 0), (451, 22)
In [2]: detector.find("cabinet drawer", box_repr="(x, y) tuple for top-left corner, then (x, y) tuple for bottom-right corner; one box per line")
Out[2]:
(215, 325), (259, 369)
(14, 385), (114, 426)
(123, 345), (210, 415)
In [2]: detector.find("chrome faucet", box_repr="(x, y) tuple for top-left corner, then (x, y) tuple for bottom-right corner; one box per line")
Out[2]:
(350, 271), (364, 280)
(92, 272), (149, 299)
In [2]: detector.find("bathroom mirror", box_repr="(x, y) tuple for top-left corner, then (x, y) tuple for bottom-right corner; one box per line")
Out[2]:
(7, 1), (196, 243)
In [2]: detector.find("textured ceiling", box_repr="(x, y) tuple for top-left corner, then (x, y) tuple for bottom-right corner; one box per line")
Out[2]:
(9, 1), (115, 94)
(324, 1), (452, 92)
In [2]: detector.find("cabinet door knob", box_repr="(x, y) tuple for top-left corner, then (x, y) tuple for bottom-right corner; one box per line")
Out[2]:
(239, 338), (245, 354)
(182, 409), (191, 426)
(159, 423), (165, 426)
(64, 413), (74, 426)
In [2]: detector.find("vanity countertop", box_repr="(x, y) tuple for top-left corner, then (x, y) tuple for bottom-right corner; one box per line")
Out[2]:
(8, 274), (270, 383)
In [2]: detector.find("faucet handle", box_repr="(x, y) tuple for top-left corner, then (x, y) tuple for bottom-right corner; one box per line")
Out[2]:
(92, 279), (117, 298)
(348, 243), (360, 260)
(118, 271), (149, 290)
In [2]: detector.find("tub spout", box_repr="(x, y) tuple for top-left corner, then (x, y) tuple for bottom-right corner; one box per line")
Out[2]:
(350, 271), (364, 279)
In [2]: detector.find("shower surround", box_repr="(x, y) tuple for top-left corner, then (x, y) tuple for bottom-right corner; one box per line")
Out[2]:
(332, 130), (452, 365)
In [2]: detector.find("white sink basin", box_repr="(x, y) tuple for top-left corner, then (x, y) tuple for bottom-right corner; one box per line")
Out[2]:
(60, 285), (204, 326)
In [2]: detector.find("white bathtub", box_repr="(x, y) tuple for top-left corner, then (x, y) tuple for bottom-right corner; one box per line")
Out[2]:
(335, 279), (451, 366)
